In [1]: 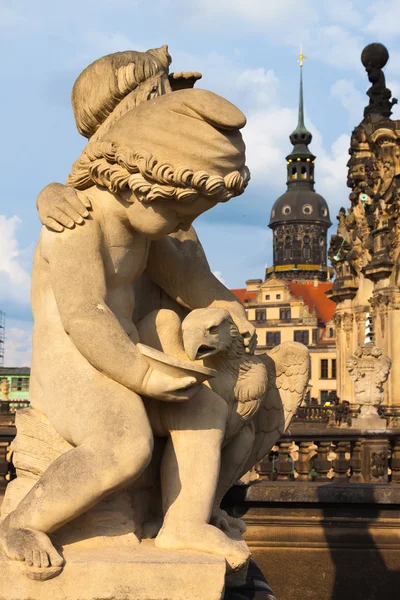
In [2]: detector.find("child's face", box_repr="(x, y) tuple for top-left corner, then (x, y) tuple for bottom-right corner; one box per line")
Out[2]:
(127, 194), (220, 239)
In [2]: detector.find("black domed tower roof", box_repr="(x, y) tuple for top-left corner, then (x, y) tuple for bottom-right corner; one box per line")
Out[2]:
(267, 52), (332, 282)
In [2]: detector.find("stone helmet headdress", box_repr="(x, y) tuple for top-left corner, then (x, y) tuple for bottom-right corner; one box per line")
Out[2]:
(67, 88), (250, 204)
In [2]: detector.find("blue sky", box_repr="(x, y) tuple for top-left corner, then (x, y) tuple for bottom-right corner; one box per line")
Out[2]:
(1, 0), (400, 365)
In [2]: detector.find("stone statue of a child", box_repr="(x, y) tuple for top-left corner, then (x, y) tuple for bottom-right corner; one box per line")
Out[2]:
(0, 88), (251, 578)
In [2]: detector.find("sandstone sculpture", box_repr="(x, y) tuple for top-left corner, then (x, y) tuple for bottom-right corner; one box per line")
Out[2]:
(0, 46), (309, 598)
(347, 340), (391, 429)
(0, 379), (10, 401)
(328, 43), (400, 409)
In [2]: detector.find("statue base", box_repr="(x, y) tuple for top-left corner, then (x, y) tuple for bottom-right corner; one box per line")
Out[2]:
(352, 404), (387, 431)
(0, 541), (228, 600)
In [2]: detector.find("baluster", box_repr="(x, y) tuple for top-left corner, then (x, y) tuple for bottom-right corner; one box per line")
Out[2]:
(295, 441), (314, 481)
(390, 440), (400, 482)
(350, 440), (363, 482)
(256, 452), (275, 480)
(334, 441), (351, 480)
(313, 441), (332, 481)
(276, 442), (294, 480)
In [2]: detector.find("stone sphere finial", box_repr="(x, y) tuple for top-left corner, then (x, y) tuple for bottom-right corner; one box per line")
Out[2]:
(361, 43), (389, 69)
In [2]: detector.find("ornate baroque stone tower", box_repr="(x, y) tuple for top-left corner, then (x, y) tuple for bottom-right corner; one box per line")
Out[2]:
(328, 42), (399, 412)
(267, 53), (332, 282)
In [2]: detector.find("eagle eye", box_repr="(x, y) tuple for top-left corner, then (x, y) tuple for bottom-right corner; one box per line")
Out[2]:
(209, 326), (219, 334)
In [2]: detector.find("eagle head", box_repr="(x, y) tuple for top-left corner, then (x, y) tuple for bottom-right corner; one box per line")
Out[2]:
(182, 308), (239, 361)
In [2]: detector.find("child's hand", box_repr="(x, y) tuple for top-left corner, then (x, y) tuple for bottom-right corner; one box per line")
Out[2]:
(139, 367), (200, 402)
(37, 183), (91, 232)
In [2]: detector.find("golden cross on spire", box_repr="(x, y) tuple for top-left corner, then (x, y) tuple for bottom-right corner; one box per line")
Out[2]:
(298, 44), (307, 68)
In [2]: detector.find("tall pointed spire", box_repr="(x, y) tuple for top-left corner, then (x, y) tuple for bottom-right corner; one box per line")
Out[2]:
(267, 45), (332, 283)
(289, 46), (313, 152)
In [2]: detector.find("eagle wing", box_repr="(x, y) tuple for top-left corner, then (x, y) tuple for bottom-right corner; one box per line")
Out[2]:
(252, 342), (310, 461)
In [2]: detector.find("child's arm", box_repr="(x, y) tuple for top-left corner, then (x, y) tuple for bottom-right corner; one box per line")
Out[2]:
(43, 222), (198, 401)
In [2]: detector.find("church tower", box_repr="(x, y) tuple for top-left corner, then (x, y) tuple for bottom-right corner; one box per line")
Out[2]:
(267, 52), (332, 282)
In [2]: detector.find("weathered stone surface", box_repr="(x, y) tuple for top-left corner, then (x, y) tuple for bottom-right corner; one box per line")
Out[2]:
(0, 43), (311, 599)
(0, 543), (226, 600)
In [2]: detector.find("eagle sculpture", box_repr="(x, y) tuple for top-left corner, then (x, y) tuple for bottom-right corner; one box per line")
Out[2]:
(182, 307), (310, 532)
(137, 306), (310, 534)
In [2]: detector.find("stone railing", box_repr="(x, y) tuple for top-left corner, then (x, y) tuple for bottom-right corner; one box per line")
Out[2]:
(255, 427), (400, 485)
(294, 404), (400, 428)
(0, 400), (30, 414)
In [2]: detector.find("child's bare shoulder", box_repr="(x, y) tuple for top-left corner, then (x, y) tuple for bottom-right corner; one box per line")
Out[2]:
(40, 215), (104, 263)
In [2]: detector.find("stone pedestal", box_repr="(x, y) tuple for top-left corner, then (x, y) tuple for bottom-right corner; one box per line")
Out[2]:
(0, 542), (226, 600)
(351, 405), (387, 430)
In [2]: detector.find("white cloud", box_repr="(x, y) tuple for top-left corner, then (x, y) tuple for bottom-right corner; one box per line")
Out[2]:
(0, 5), (24, 27)
(212, 271), (226, 285)
(187, 0), (364, 71)
(188, 0), (320, 35)
(325, 1), (364, 27)
(236, 68), (280, 110)
(244, 106), (297, 185)
(316, 133), (351, 217)
(365, 0), (400, 39)
(0, 216), (31, 306)
(303, 25), (363, 70)
(331, 79), (365, 122)
(4, 319), (32, 367)
(196, 221), (272, 287)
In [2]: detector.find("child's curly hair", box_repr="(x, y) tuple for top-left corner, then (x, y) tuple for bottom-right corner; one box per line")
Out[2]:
(67, 141), (250, 204)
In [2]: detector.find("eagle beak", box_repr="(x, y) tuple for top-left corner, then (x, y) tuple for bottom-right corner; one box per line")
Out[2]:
(183, 331), (217, 361)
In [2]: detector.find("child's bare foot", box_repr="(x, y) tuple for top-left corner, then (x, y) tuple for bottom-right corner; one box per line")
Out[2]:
(0, 517), (64, 581)
(155, 521), (250, 572)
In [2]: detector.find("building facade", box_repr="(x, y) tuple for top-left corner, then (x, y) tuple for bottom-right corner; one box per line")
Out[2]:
(0, 367), (30, 403)
(233, 276), (336, 403)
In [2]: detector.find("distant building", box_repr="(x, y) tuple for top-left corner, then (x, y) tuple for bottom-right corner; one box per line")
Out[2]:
(231, 60), (337, 404)
(0, 367), (30, 407)
(232, 277), (336, 403)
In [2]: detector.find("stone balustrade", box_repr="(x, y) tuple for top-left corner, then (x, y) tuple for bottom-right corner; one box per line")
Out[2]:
(255, 427), (400, 485)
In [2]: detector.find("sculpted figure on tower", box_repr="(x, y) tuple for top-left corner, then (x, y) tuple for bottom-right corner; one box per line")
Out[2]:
(328, 42), (400, 411)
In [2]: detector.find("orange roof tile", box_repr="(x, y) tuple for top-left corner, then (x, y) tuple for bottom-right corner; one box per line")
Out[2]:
(231, 288), (257, 304)
(288, 281), (335, 324)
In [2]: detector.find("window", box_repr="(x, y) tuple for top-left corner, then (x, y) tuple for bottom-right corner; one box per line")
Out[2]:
(267, 331), (281, 347)
(276, 294), (281, 300)
(282, 205), (291, 215)
(303, 247), (311, 260)
(320, 359), (329, 379)
(329, 327), (334, 338)
(332, 359), (337, 379)
(302, 204), (313, 215)
(291, 168), (297, 180)
(255, 309), (266, 322)
(265, 295), (270, 300)
(11, 377), (29, 392)
(301, 166), (307, 179)
(294, 330), (309, 345)
(320, 390), (329, 405)
(312, 329), (319, 344)
(280, 308), (291, 320)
